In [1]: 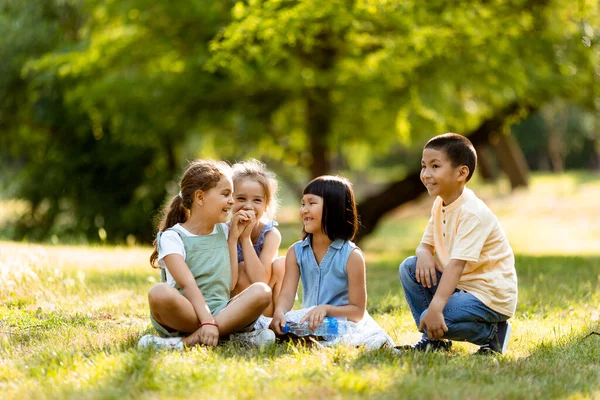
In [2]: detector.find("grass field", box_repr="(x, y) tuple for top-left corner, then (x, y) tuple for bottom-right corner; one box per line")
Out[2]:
(1, 172), (599, 399)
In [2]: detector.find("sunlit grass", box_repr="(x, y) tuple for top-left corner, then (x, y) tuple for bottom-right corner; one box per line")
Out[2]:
(1, 246), (599, 399)
(1, 172), (600, 399)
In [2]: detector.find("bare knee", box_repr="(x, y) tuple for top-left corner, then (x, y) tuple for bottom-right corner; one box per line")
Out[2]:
(247, 282), (272, 307)
(148, 283), (176, 309)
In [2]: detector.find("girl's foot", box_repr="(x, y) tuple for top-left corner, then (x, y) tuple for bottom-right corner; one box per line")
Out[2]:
(230, 329), (275, 346)
(138, 334), (184, 350)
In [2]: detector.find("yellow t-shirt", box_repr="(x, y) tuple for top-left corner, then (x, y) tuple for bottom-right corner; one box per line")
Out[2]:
(421, 188), (518, 317)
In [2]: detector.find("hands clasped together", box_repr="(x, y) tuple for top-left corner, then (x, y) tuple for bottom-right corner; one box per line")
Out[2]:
(229, 208), (257, 241)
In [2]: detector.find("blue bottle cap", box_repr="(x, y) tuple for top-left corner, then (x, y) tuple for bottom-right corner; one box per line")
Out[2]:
(282, 323), (290, 334)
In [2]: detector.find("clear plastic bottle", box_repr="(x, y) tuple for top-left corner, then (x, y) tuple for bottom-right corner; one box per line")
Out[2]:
(283, 317), (348, 339)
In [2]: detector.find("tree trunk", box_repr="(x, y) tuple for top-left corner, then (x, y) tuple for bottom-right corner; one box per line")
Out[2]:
(492, 133), (529, 189)
(306, 88), (332, 178)
(541, 103), (568, 173)
(303, 30), (336, 178)
(547, 130), (564, 172)
(474, 144), (497, 182)
(586, 137), (600, 170)
(355, 102), (535, 243)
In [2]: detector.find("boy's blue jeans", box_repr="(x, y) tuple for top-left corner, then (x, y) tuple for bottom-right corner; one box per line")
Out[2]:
(398, 256), (508, 345)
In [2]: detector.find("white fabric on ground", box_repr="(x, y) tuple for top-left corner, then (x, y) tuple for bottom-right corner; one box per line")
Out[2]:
(254, 307), (395, 350)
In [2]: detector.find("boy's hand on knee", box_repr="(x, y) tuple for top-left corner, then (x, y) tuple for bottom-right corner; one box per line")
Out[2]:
(416, 254), (439, 288)
(419, 310), (448, 339)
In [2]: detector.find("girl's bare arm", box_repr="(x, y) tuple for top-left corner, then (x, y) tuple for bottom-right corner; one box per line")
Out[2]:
(164, 254), (214, 324)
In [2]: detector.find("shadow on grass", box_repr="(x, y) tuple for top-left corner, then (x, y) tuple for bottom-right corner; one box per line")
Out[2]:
(0, 307), (103, 350)
(78, 252), (600, 314)
(514, 254), (600, 314)
(345, 332), (600, 399)
(84, 269), (155, 292)
(364, 254), (600, 316)
(47, 348), (163, 399)
(574, 171), (600, 186)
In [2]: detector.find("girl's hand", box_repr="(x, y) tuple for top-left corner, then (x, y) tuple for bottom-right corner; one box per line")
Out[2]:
(186, 323), (219, 347)
(228, 213), (243, 239)
(269, 308), (287, 336)
(229, 211), (250, 240)
(198, 324), (220, 347)
(239, 210), (256, 240)
(299, 305), (329, 331)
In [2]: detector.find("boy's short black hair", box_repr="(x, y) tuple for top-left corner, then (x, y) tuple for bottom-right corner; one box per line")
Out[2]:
(424, 133), (477, 181)
(302, 175), (359, 241)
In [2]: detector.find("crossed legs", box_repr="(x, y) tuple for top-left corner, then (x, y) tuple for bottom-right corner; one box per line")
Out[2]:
(148, 282), (271, 346)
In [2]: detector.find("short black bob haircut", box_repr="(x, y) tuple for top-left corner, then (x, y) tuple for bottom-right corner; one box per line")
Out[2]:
(424, 133), (478, 182)
(302, 175), (359, 241)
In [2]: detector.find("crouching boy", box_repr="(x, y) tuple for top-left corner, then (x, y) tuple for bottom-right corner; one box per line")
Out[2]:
(398, 133), (517, 354)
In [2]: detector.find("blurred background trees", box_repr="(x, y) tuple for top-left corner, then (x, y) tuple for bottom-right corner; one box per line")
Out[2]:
(1, 0), (598, 244)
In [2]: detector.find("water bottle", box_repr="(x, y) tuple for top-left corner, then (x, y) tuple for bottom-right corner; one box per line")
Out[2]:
(282, 317), (348, 339)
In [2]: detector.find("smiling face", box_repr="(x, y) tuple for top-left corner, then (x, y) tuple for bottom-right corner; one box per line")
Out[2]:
(201, 175), (235, 224)
(420, 148), (466, 205)
(300, 194), (324, 235)
(232, 178), (267, 221)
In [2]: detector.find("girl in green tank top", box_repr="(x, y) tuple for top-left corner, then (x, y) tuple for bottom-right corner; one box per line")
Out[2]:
(139, 160), (276, 350)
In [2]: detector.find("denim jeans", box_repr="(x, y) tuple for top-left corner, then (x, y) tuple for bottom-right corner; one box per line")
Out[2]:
(398, 256), (508, 345)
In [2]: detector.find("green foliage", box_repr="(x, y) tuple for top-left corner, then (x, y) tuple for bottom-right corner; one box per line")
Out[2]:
(209, 0), (600, 160)
(1, 1), (235, 243)
(1, 0), (599, 243)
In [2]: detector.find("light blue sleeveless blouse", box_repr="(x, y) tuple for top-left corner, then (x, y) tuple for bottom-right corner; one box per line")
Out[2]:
(294, 237), (358, 308)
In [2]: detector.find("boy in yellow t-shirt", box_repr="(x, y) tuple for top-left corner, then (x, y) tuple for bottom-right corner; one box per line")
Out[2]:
(397, 133), (518, 354)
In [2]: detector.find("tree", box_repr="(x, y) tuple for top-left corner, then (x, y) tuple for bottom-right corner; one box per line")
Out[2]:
(208, 0), (600, 239)
(1, 0), (598, 243)
(1, 1), (235, 243)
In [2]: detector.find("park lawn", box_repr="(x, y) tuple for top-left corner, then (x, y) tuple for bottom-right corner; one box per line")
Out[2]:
(1, 172), (600, 399)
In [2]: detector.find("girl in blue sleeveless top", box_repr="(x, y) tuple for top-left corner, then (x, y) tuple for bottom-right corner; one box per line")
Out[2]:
(139, 160), (276, 350)
(270, 175), (367, 334)
(229, 159), (285, 317)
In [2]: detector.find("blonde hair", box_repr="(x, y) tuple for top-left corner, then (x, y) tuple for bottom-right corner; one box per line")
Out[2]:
(232, 159), (279, 220)
(150, 159), (232, 268)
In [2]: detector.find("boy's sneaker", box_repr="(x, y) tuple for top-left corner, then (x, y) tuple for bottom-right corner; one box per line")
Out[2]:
(395, 338), (452, 352)
(476, 321), (512, 355)
(230, 328), (276, 347)
(138, 334), (184, 350)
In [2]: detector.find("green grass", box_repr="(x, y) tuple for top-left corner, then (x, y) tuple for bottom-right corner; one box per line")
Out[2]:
(1, 172), (600, 399)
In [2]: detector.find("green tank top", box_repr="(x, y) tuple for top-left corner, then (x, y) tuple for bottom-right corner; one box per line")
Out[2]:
(158, 223), (232, 315)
